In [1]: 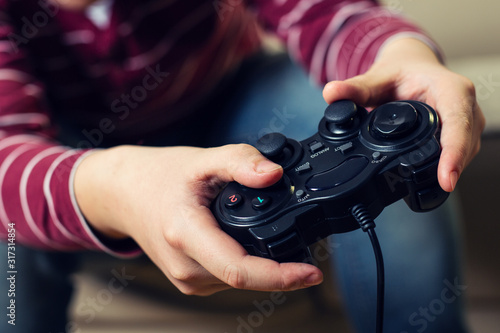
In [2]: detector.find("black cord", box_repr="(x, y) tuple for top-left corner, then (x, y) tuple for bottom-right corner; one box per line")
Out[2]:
(351, 204), (385, 333)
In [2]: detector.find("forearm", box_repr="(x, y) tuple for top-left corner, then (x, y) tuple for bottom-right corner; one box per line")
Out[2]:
(250, 0), (436, 83)
(73, 146), (129, 240)
(73, 145), (168, 241)
(376, 37), (441, 67)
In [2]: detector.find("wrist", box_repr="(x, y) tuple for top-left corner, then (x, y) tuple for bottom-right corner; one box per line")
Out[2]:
(375, 37), (442, 67)
(74, 146), (132, 239)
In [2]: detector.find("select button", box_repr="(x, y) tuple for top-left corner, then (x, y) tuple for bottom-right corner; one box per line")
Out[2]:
(295, 162), (312, 174)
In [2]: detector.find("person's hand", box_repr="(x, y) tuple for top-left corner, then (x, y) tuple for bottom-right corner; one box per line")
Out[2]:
(74, 144), (323, 295)
(323, 38), (485, 192)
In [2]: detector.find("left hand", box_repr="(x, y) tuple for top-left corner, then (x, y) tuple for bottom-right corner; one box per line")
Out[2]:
(322, 38), (485, 192)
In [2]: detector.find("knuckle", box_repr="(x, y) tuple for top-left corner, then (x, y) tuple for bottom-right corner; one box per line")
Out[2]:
(162, 226), (185, 251)
(477, 108), (486, 133)
(225, 143), (259, 165)
(169, 266), (201, 287)
(460, 75), (476, 96)
(210, 143), (261, 171)
(237, 143), (257, 152)
(174, 282), (202, 296)
(217, 143), (256, 156)
(233, 143), (260, 160)
(278, 270), (302, 291)
(175, 283), (220, 296)
(224, 143), (264, 174)
(165, 262), (215, 296)
(169, 266), (190, 282)
(473, 141), (481, 158)
(448, 72), (476, 99)
(222, 263), (247, 289)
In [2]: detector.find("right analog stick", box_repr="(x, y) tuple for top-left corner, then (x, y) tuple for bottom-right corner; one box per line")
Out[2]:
(371, 102), (418, 139)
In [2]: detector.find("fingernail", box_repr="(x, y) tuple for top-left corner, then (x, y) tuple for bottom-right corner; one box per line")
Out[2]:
(255, 160), (282, 174)
(304, 273), (323, 287)
(450, 171), (459, 192)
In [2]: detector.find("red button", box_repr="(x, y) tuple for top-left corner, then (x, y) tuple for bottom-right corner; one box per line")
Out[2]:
(224, 194), (243, 208)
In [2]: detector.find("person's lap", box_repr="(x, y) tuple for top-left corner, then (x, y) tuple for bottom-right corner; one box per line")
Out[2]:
(0, 52), (468, 333)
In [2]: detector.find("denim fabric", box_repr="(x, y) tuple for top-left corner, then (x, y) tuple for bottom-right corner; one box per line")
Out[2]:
(330, 197), (468, 333)
(0, 245), (76, 332)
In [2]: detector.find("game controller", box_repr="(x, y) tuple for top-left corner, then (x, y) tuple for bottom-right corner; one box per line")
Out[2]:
(211, 100), (449, 263)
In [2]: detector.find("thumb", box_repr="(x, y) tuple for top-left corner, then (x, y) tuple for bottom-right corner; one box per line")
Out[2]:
(322, 67), (397, 107)
(200, 144), (284, 189)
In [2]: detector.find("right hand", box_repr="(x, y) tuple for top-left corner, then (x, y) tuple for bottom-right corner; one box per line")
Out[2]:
(74, 144), (324, 295)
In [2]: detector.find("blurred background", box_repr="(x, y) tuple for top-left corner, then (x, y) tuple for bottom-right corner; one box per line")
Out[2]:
(70, 1), (500, 332)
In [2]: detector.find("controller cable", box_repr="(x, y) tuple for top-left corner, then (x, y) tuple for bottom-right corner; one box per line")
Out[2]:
(351, 204), (385, 333)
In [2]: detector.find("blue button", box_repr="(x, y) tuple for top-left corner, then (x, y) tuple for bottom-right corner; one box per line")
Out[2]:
(252, 195), (271, 210)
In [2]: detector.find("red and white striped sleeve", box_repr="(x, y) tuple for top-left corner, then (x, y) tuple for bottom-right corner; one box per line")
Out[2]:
(0, 2), (140, 257)
(249, 0), (442, 84)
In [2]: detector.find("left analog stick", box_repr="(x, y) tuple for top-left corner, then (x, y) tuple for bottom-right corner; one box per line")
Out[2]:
(255, 133), (287, 158)
(255, 133), (302, 170)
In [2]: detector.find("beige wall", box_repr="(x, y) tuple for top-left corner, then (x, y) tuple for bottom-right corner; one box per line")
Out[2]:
(380, 0), (500, 59)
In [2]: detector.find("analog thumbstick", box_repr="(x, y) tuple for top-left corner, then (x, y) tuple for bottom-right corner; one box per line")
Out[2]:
(320, 100), (363, 140)
(324, 100), (358, 127)
(371, 102), (418, 139)
(255, 133), (287, 158)
(254, 133), (303, 170)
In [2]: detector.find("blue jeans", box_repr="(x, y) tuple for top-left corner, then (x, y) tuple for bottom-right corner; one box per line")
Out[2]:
(0, 52), (468, 332)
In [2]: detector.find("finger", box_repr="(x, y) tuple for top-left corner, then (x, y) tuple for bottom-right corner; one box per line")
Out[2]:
(437, 96), (485, 192)
(196, 144), (284, 190)
(146, 223), (232, 296)
(322, 66), (397, 107)
(184, 207), (324, 292)
(161, 254), (232, 296)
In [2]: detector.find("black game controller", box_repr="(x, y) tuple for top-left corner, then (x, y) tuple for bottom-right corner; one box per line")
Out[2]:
(211, 100), (449, 263)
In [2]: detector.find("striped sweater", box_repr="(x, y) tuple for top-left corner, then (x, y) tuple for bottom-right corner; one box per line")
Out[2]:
(0, 0), (437, 256)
